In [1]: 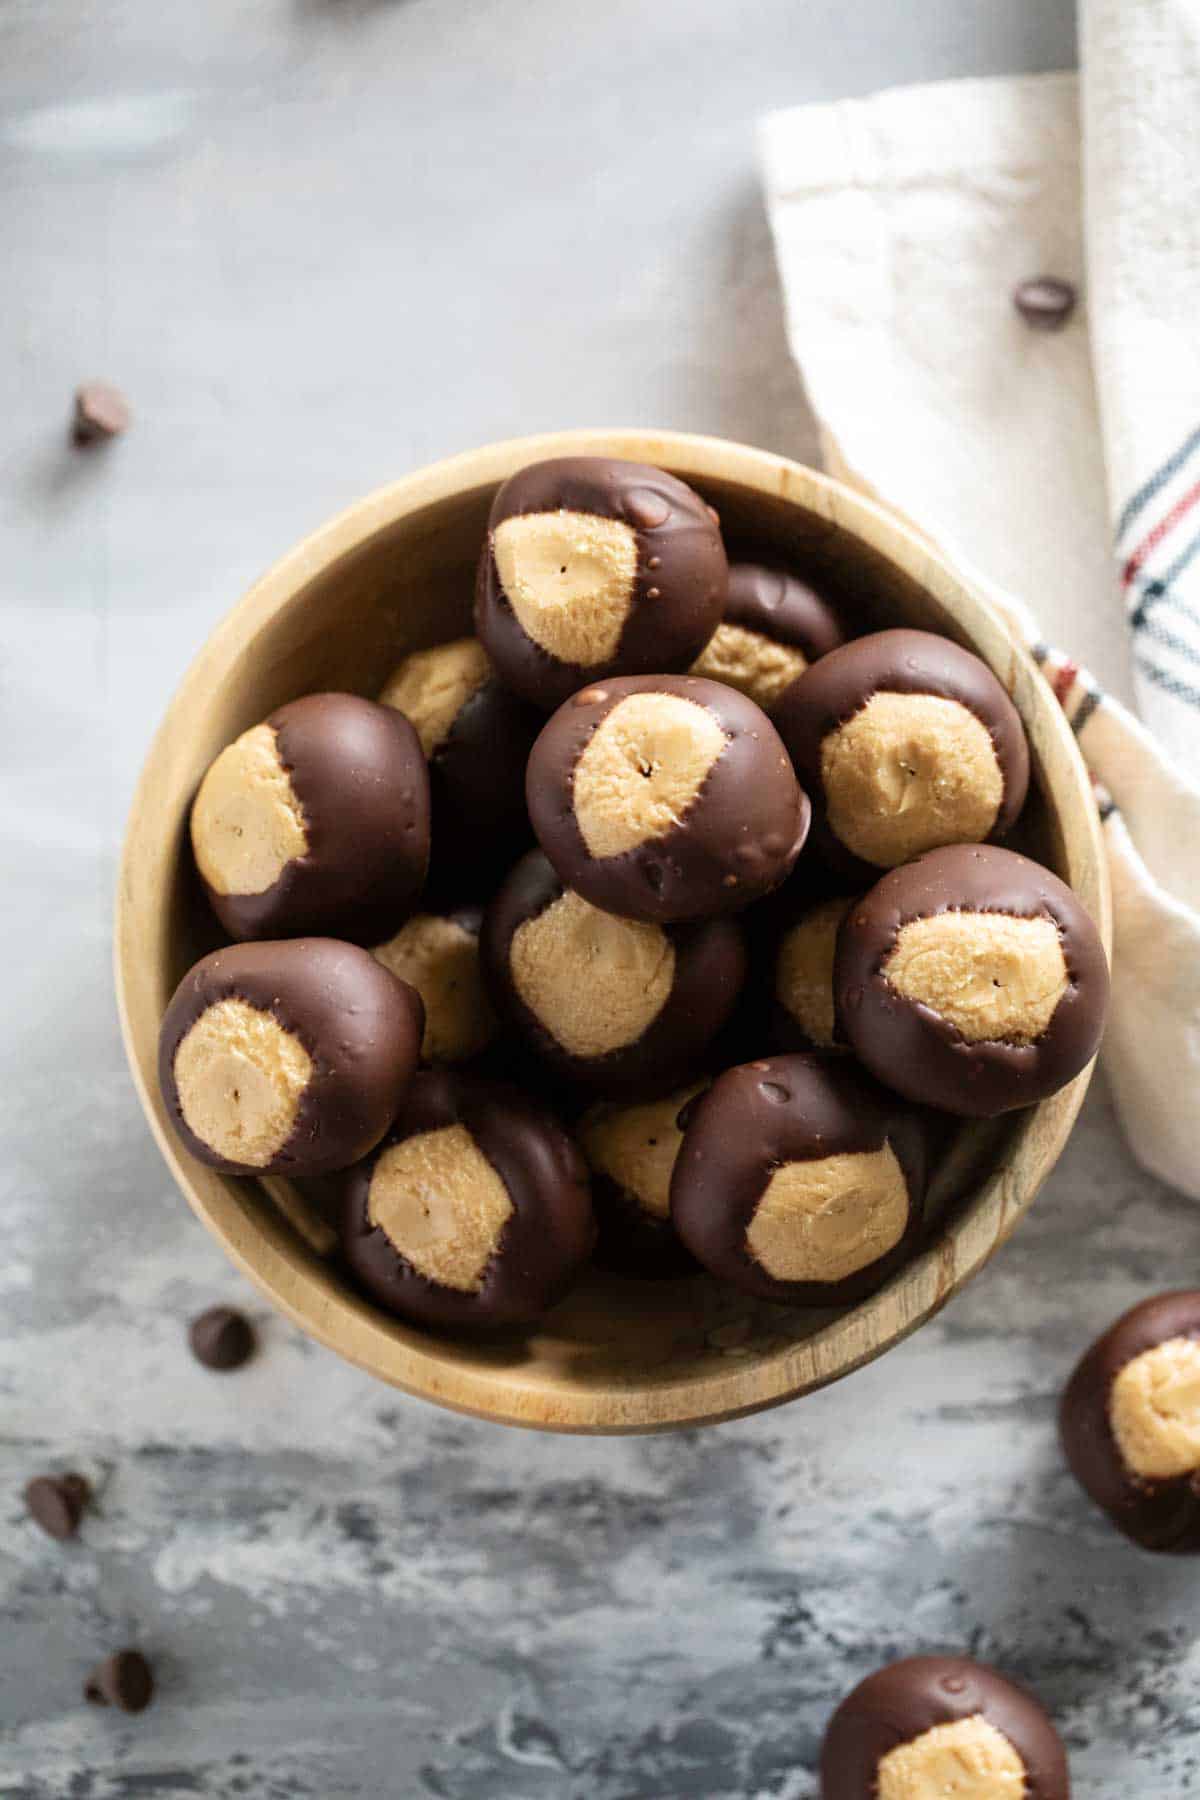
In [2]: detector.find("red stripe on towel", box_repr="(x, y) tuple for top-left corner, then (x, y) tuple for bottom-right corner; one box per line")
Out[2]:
(1051, 660), (1078, 705)
(1121, 477), (1200, 586)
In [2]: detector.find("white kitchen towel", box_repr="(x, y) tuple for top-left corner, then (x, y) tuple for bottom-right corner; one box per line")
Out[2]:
(760, 0), (1200, 1199)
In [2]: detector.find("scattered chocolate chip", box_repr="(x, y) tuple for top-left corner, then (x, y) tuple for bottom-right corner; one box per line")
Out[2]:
(71, 382), (132, 446)
(84, 1649), (154, 1714)
(188, 1305), (256, 1371)
(1013, 277), (1077, 330)
(24, 1472), (90, 1540)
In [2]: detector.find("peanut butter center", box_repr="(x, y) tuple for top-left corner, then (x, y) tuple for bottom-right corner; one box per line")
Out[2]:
(173, 997), (312, 1167)
(884, 911), (1069, 1045)
(876, 1715), (1027, 1800)
(745, 1144), (908, 1284)
(367, 1123), (513, 1293)
(578, 1084), (704, 1220)
(775, 897), (853, 1048)
(1110, 1336), (1200, 1480)
(690, 619), (813, 702)
(821, 691), (1003, 867)
(191, 722), (308, 897)
(378, 637), (492, 756)
(510, 889), (675, 1059)
(572, 691), (727, 860)
(493, 510), (638, 666)
(372, 914), (495, 1064)
(690, 622), (807, 709)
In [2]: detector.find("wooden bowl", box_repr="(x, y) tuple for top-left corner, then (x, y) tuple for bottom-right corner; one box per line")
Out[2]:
(115, 429), (1110, 1434)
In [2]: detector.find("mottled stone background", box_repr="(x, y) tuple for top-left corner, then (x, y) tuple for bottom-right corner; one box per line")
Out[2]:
(5, 2), (1197, 1795)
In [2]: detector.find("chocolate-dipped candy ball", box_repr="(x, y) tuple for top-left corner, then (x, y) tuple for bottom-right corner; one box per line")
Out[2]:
(1060, 1291), (1200, 1551)
(159, 939), (424, 1176)
(836, 845), (1109, 1117)
(372, 906), (496, 1066)
(190, 693), (430, 942)
(475, 457), (728, 710)
(820, 1655), (1070, 1800)
(482, 851), (747, 1096)
(527, 674), (809, 922)
(671, 1054), (925, 1305)
(340, 1070), (594, 1330)
(772, 894), (856, 1051)
(774, 629), (1029, 878)
(378, 638), (539, 891)
(690, 560), (846, 709)
(577, 1085), (703, 1278)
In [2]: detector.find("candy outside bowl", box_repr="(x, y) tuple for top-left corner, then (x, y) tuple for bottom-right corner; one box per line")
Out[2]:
(114, 429), (1111, 1434)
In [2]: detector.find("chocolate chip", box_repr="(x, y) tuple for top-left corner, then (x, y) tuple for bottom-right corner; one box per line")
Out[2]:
(24, 1473), (90, 1540)
(1013, 276), (1077, 330)
(71, 382), (131, 446)
(84, 1649), (154, 1714)
(188, 1305), (256, 1371)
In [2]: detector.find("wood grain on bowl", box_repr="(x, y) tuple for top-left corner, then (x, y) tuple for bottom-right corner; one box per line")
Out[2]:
(115, 430), (1110, 1433)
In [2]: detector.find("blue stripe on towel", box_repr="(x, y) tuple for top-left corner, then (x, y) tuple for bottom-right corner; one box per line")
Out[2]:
(1140, 614), (1200, 671)
(1117, 423), (1200, 543)
(1129, 524), (1200, 627)
(1135, 651), (1200, 709)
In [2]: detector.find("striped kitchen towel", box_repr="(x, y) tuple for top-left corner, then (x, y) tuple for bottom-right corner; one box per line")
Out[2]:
(1118, 427), (1200, 750)
(760, 0), (1200, 1200)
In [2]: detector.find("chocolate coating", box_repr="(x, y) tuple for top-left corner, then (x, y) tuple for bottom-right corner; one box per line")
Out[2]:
(340, 1070), (595, 1330)
(424, 676), (540, 898)
(482, 850), (748, 1096)
(820, 1655), (1070, 1799)
(773, 628), (1029, 879)
(195, 693), (430, 943)
(1061, 1291), (1200, 1552)
(836, 845), (1109, 1117)
(158, 938), (424, 1176)
(527, 674), (809, 922)
(475, 457), (728, 709)
(670, 1053), (926, 1305)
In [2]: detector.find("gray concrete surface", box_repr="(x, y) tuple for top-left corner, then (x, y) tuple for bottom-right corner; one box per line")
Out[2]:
(7, 2), (1198, 1795)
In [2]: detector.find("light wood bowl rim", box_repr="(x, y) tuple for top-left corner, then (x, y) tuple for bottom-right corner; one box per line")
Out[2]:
(114, 428), (1111, 1434)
